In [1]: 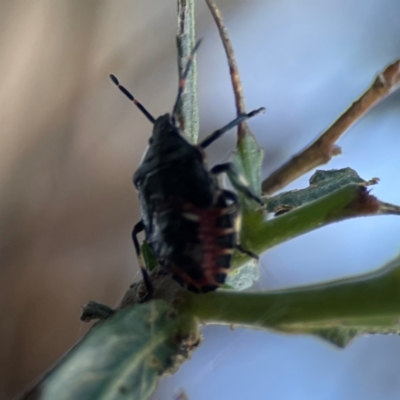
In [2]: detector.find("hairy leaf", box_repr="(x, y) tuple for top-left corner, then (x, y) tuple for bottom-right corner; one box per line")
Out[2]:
(266, 167), (378, 214)
(30, 301), (197, 400)
(232, 126), (264, 203)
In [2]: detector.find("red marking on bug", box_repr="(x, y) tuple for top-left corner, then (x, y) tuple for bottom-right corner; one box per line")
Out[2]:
(172, 203), (236, 291)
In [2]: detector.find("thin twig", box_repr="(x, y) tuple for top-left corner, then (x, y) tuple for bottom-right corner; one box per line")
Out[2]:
(262, 60), (400, 195)
(378, 201), (400, 215)
(205, 0), (248, 143)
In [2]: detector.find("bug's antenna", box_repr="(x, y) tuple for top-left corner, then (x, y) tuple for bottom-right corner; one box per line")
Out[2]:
(109, 74), (156, 124)
(172, 39), (202, 117)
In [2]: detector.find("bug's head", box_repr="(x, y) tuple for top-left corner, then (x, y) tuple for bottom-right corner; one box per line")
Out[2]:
(151, 113), (179, 142)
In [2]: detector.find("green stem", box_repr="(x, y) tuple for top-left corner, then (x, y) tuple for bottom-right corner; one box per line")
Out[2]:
(176, 0), (199, 143)
(181, 255), (400, 331)
(233, 184), (378, 267)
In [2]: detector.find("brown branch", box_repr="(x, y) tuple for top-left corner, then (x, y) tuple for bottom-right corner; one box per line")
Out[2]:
(378, 201), (400, 216)
(205, 0), (248, 143)
(262, 60), (400, 195)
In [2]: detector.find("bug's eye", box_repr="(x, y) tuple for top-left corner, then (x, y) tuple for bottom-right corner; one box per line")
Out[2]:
(148, 137), (154, 145)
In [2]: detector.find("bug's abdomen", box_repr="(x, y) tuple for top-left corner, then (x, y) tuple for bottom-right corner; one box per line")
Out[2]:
(149, 193), (237, 293)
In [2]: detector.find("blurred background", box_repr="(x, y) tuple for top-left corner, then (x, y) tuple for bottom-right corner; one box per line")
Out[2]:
(1, 0), (400, 399)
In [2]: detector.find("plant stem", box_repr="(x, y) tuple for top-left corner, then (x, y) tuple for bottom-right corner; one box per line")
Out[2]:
(176, 0), (199, 143)
(262, 60), (400, 195)
(234, 184), (394, 268)
(181, 255), (400, 331)
(205, 0), (245, 114)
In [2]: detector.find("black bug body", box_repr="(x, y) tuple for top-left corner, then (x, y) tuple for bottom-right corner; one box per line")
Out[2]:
(134, 114), (237, 292)
(110, 42), (264, 294)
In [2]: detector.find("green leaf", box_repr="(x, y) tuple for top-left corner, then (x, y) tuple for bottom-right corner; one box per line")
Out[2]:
(225, 258), (259, 291)
(230, 126), (264, 287)
(38, 301), (198, 400)
(232, 167), (400, 280)
(142, 242), (158, 271)
(234, 181), (385, 268)
(266, 167), (378, 214)
(232, 128), (264, 202)
(311, 327), (359, 348)
(311, 323), (400, 348)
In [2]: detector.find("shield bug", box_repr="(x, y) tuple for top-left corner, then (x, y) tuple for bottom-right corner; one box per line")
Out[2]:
(110, 40), (265, 296)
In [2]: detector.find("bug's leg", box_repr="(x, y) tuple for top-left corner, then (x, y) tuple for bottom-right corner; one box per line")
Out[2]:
(220, 190), (259, 260)
(199, 108), (265, 149)
(132, 221), (153, 298)
(211, 163), (264, 206)
(235, 244), (259, 260)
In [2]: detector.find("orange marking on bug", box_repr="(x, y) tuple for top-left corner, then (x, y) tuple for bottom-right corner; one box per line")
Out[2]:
(215, 227), (236, 235)
(216, 248), (234, 255)
(180, 202), (237, 287)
